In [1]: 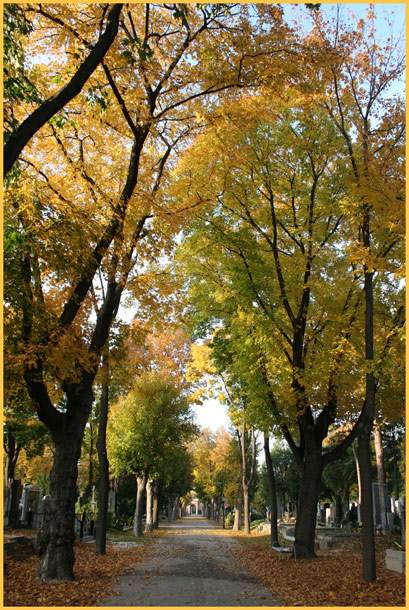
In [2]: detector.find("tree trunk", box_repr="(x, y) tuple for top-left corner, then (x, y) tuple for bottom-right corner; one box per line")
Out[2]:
(359, 199), (376, 582)
(168, 496), (173, 522)
(134, 469), (148, 537)
(233, 476), (243, 531)
(294, 452), (323, 559)
(358, 419), (376, 581)
(36, 418), (87, 581)
(374, 421), (388, 528)
(241, 423), (256, 536)
(95, 353), (110, 555)
(263, 432), (279, 545)
(352, 440), (362, 504)
(152, 479), (160, 529)
(145, 479), (153, 533)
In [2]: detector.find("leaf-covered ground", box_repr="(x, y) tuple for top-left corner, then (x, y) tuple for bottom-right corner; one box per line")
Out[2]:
(3, 532), (160, 607)
(3, 528), (406, 606)
(230, 532), (406, 606)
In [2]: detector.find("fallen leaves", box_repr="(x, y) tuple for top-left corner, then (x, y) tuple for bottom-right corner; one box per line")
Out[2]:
(230, 533), (406, 606)
(3, 539), (152, 607)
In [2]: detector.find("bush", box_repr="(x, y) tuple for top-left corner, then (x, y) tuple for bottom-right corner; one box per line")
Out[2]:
(107, 511), (124, 531)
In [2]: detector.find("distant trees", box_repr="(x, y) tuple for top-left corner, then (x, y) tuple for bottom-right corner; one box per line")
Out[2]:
(107, 371), (197, 536)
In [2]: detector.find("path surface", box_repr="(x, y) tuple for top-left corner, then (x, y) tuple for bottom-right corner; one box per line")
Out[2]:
(100, 517), (282, 606)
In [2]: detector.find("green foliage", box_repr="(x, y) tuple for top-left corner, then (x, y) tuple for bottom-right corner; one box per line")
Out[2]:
(107, 371), (197, 480)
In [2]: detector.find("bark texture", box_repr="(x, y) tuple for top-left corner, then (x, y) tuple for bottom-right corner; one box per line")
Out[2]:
(134, 469), (148, 536)
(145, 479), (153, 533)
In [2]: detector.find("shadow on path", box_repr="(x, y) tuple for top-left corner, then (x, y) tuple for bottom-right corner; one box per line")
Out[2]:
(100, 517), (282, 607)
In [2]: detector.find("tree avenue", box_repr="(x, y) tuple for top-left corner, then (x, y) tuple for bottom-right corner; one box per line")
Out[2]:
(3, 3), (404, 587)
(172, 11), (404, 568)
(4, 2), (295, 581)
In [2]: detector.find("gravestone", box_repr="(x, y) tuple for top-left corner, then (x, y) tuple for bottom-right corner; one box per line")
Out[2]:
(21, 484), (41, 526)
(108, 489), (116, 514)
(372, 483), (392, 530)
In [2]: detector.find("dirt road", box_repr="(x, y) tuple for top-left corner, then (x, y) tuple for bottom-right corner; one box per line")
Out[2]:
(100, 517), (282, 606)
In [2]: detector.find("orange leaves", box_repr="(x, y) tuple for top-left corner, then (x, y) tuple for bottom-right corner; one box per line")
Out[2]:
(4, 541), (150, 607)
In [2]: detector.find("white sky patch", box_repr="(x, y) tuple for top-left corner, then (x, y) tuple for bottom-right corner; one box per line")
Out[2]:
(192, 397), (231, 433)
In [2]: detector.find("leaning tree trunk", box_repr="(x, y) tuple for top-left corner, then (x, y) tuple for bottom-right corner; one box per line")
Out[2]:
(95, 353), (110, 555)
(145, 479), (153, 533)
(264, 433), (279, 545)
(352, 440), (362, 504)
(134, 468), (148, 537)
(36, 394), (92, 581)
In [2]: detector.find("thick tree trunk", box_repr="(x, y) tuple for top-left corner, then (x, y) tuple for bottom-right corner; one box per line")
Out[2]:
(145, 479), (153, 533)
(294, 452), (323, 559)
(168, 496), (173, 522)
(36, 421), (86, 581)
(134, 469), (148, 537)
(264, 433), (279, 545)
(95, 354), (110, 555)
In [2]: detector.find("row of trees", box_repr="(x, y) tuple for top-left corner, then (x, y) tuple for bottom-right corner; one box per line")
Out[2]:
(170, 5), (405, 581)
(4, 2), (404, 585)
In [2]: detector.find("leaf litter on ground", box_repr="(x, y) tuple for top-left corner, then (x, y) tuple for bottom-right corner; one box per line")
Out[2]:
(229, 531), (405, 606)
(3, 531), (162, 607)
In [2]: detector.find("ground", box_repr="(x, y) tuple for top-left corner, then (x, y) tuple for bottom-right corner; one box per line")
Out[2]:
(3, 517), (406, 607)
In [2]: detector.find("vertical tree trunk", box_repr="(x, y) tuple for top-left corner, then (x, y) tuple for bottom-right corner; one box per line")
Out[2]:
(36, 427), (85, 580)
(241, 423), (256, 536)
(4, 431), (22, 525)
(145, 479), (153, 533)
(263, 432), (279, 545)
(358, 419), (376, 581)
(95, 353), (110, 555)
(168, 496), (173, 522)
(152, 479), (160, 529)
(374, 421), (387, 527)
(294, 451), (323, 559)
(85, 422), (94, 502)
(134, 469), (148, 537)
(359, 201), (376, 582)
(233, 475), (244, 530)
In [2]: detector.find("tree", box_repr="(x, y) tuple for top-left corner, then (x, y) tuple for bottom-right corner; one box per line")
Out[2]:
(5, 3), (287, 581)
(107, 371), (197, 536)
(173, 78), (403, 560)
(306, 5), (405, 580)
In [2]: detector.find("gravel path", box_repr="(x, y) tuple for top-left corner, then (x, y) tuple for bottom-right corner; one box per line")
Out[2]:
(100, 517), (282, 606)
